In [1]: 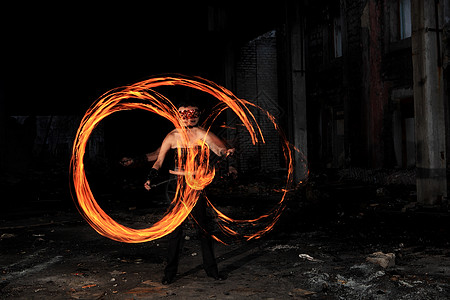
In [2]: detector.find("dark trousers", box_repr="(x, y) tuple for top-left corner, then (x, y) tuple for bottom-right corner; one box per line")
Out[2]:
(164, 177), (218, 279)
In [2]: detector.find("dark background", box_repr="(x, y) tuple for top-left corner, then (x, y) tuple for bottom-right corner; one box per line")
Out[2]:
(1, 2), (277, 115)
(0, 2), (283, 214)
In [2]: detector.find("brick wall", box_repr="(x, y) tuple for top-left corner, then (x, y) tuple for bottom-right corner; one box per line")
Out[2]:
(234, 30), (282, 173)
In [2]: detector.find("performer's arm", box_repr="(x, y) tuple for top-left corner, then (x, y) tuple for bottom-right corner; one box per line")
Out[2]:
(204, 130), (237, 176)
(146, 148), (161, 162)
(152, 136), (172, 170)
(204, 131), (234, 157)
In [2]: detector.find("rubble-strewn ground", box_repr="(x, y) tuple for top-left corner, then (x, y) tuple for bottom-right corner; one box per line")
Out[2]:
(1, 168), (449, 299)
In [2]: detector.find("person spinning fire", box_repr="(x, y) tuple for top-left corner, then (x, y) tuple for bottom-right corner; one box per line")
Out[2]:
(125, 101), (235, 284)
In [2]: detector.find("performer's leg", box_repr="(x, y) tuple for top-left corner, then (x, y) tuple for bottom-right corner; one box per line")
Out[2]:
(191, 195), (219, 278)
(163, 224), (183, 284)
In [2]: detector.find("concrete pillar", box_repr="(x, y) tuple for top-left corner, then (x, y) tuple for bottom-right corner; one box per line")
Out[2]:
(411, 0), (447, 205)
(289, 3), (308, 182)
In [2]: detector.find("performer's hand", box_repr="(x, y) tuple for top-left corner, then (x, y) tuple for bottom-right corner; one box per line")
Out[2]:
(145, 168), (159, 191)
(144, 180), (152, 190)
(120, 157), (134, 167)
(226, 148), (235, 156)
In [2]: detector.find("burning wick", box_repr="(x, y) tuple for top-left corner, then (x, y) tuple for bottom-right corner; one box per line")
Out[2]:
(70, 74), (295, 243)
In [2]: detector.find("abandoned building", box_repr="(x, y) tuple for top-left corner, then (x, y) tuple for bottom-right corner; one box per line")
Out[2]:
(226, 0), (450, 206)
(2, 0), (449, 204)
(1, 1), (450, 299)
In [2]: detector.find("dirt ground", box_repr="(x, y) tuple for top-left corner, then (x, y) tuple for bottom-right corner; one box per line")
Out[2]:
(1, 169), (450, 299)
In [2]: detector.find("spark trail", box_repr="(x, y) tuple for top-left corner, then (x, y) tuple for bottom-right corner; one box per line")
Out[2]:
(70, 74), (296, 243)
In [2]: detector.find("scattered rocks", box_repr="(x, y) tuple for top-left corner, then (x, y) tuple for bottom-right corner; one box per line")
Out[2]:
(0, 233), (16, 239)
(366, 252), (396, 268)
(298, 253), (323, 263)
(266, 244), (298, 251)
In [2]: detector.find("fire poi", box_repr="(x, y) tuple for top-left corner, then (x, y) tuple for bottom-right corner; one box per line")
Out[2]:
(70, 74), (295, 244)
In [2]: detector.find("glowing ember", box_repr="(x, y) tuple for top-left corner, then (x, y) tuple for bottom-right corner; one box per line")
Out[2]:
(70, 74), (296, 243)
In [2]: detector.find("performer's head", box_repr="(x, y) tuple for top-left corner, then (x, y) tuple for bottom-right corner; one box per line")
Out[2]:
(177, 101), (200, 128)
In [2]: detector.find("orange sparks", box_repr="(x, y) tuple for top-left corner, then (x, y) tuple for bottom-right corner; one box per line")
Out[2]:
(70, 74), (297, 244)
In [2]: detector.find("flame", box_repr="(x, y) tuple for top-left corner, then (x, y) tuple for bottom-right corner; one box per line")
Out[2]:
(70, 74), (297, 243)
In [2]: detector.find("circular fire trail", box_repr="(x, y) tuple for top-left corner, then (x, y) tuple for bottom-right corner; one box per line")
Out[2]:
(70, 74), (294, 243)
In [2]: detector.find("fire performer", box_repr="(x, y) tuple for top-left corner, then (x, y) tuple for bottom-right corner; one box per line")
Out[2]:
(71, 75), (293, 278)
(144, 101), (235, 285)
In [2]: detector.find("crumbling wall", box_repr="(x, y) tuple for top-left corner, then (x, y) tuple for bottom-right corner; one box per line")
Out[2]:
(306, 2), (361, 169)
(234, 30), (282, 173)
(306, 0), (416, 169)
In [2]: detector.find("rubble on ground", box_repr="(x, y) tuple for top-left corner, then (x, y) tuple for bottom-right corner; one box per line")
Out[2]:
(1, 169), (449, 299)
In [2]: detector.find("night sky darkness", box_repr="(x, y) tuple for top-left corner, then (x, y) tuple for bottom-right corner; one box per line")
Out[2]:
(2, 4), (206, 115)
(2, 3), (278, 115)
(0, 2), (279, 173)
